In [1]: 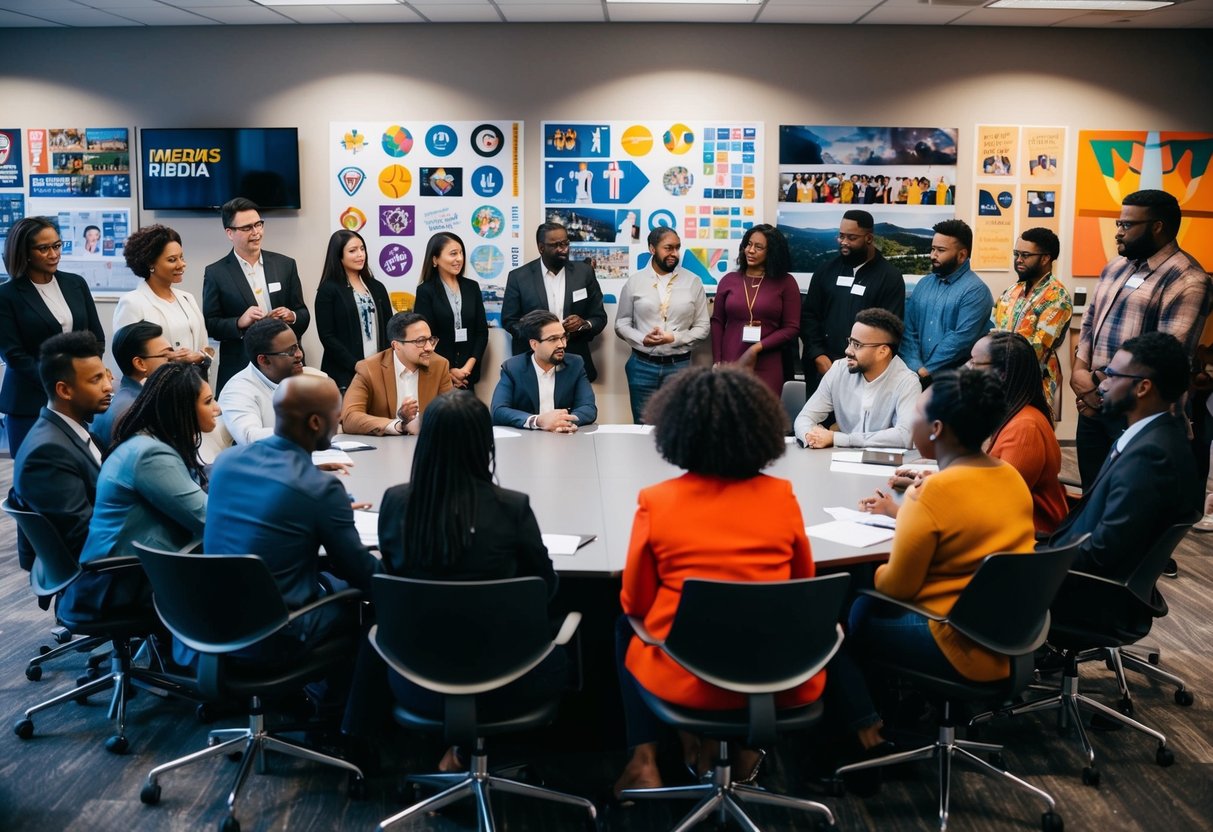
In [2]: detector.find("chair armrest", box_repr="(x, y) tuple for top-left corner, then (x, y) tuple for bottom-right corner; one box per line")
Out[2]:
(82, 555), (142, 573)
(857, 588), (946, 622)
(626, 614), (662, 646)
(553, 611), (582, 647)
(284, 587), (364, 626)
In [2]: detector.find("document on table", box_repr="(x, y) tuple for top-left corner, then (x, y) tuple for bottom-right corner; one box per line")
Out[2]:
(542, 533), (597, 556)
(353, 509), (379, 548)
(493, 426), (522, 439)
(332, 439), (375, 451)
(823, 506), (897, 529)
(592, 424), (654, 435)
(806, 520), (895, 548)
(312, 448), (355, 466)
(829, 451), (937, 478)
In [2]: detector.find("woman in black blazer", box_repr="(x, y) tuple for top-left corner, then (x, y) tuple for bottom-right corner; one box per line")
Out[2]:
(0, 216), (105, 455)
(413, 232), (488, 390)
(313, 229), (392, 391)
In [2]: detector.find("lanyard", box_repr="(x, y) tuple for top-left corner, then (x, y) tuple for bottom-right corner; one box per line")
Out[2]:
(653, 271), (678, 322)
(741, 274), (764, 326)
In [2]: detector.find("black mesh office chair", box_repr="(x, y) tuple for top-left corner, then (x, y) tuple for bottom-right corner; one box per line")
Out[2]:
(133, 543), (366, 832)
(618, 574), (850, 832)
(3, 498), (187, 754)
(368, 574), (598, 832)
(971, 519), (1196, 787)
(835, 544), (1080, 832)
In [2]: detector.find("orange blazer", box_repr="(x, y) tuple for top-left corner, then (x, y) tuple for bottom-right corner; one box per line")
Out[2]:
(621, 472), (823, 710)
(340, 348), (452, 435)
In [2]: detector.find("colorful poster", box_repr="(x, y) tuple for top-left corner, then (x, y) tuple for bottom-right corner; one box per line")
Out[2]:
(27, 127), (131, 199)
(0, 193), (26, 280)
(777, 125), (957, 278)
(0, 129), (22, 187)
(329, 122), (524, 324)
(1022, 127), (1064, 181)
(977, 125), (1017, 177)
(50, 207), (139, 293)
(1073, 130), (1213, 277)
(542, 120), (763, 295)
(974, 185), (1018, 272)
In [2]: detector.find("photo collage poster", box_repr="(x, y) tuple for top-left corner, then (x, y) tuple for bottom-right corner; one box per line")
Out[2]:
(776, 125), (958, 285)
(542, 121), (763, 297)
(329, 121), (524, 325)
(971, 125), (1066, 272)
(1072, 130), (1213, 278)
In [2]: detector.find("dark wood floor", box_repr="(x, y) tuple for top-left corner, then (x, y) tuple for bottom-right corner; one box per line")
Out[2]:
(0, 453), (1209, 832)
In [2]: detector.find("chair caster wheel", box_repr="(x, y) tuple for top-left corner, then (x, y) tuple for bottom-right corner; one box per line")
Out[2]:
(1175, 689), (1194, 707)
(1156, 746), (1174, 767)
(13, 718), (34, 739)
(219, 815), (240, 832)
(140, 781), (161, 805)
(25, 665), (42, 682)
(1042, 810), (1064, 831)
(105, 734), (129, 755)
(38, 644), (52, 656)
(1081, 766), (1100, 787)
(348, 774), (367, 800)
(1147, 651), (1160, 666)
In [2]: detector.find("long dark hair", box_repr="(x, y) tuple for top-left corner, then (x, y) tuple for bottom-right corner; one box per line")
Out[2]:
(735, 223), (792, 278)
(417, 232), (466, 284)
(401, 391), (494, 570)
(318, 229), (373, 286)
(110, 363), (209, 488)
(985, 330), (1051, 442)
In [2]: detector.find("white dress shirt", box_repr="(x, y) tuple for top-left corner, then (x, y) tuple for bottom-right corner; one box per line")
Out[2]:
(614, 264), (710, 356)
(235, 252), (272, 312)
(544, 266), (566, 317)
(34, 276), (74, 333)
(218, 362), (278, 444)
(524, 355), (558, 430)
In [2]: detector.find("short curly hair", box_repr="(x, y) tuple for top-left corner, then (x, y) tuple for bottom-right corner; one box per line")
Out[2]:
(123, 224), (182, 279)
(645, 366), (787, 478)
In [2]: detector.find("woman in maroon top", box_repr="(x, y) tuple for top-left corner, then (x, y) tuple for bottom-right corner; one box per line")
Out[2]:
(710, 223), (801, 395)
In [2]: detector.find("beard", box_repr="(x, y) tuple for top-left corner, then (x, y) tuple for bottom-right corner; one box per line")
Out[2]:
(840, 247), (867, 267)
(1119, 234), (1158, 261)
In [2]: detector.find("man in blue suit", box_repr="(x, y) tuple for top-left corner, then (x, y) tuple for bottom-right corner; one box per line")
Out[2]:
(491, 309), (597, 432)
(10, 331), (113, 571)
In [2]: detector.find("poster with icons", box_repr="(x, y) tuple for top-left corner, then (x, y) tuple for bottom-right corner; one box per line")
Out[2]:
(329, 121), (524, 324)
(541, 121), (763, 296)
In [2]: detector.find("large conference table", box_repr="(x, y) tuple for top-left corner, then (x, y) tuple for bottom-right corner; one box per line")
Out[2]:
(340, 426), (900, 577)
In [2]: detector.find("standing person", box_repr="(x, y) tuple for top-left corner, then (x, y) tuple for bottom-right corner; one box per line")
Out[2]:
(614, 229), (709, 423)
(992, 227), (1072, 418)
(1070, 189), (1212, 489)
(501, 222), (606, 382)
(710, 224), (800, 395)
(203, 197), (310, 393)
(113, 224), (212, 369)
(313, 229), (392, 392)
(413, 232), (488, 391)
(0, 217), (105, 456)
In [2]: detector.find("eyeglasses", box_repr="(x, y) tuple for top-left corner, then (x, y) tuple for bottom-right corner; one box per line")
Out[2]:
(31, 241), (64, 253)
(139, 351), (176, 360)
(263, 344), (303, 358)
(1011, 250), (1044, 261)
(395, 336), (439, 348)
(1099, 365), (1152, 382)
(543, 239), (571, 250)
(537, 334), (569, 344)
(1113, 220), (1150, 231)
(846, 338), (892, 350)
(837, 233), (867, 243)
(968, 359), (993, 368)
(743, 242), (767, 252)
(227, 220), (265, 233)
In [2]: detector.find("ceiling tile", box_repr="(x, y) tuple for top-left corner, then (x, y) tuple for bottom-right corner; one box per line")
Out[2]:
(501, 4), (606, 21)
(607, 3), (759, 22)
(408, 3), (503, 22)
(757, 5), (866, 23)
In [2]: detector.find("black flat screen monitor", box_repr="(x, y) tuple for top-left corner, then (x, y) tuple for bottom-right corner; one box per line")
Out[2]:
(140, 127), (301, 210)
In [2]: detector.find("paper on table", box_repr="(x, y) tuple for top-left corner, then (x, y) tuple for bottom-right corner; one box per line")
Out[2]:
(824, 506), (897, 529)
(806, 520), (895, 548)
(829, 459), (937, 477)
(542, 534), (583, 556)
(332, 439), (375, 451)
(592, 424), (654, 435)
(312, 448), (355, 466)
(493, 426), (522, 438)
(353, 509), (379, 547)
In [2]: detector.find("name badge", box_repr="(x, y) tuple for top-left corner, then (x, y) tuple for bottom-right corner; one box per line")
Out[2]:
(268, 281), (282, 293)
(836, 276), (855, 288)
(1125, 276), (1145, 290)
(850, 284), (866, 296)
(742, 324), (762, 343)
(454, 328), (468, 343)
(572, 287), (588, 302)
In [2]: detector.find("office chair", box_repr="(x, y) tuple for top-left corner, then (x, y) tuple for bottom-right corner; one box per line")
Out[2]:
(133, 544), (366, 832)
(780, 380), (807, 435)
(972, 520), (1196, 787)
(836, 544), (1079, 832)
(619, 574), (850, 832)
(368, 575), (598, 832)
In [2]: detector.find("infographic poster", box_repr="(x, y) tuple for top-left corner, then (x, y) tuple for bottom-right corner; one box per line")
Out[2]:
(0, 129), (22, 187)
(542, 121), (763, 296)
(26, 127), (131, 199)
(777, 125), (957, 278)
(329, 122), (524, 324)
(53, 207), (139, 293)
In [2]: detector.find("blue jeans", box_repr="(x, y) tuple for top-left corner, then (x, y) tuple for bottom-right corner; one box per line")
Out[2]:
(848, 594), (969, 683)
(625, 353), (691, 424)
(615, 614), (663, 750)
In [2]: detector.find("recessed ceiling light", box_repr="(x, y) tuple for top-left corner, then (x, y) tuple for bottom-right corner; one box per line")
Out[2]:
(988, 0), (1173, 10)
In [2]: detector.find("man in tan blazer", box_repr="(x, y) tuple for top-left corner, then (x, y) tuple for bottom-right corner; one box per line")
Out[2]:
(340, 311), (452, 435)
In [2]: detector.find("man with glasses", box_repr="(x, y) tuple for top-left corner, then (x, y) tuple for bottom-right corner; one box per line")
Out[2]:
(800, 210), (905, 395)
(794, 308), (919, 449)
(340, 312), (452, 436)
(1071, 189), (1212, 490)
(203, 197), (310, 393)
(218, 318), (304, 444)
(492, 309), (597, 431)
(502, 222), (606, 382)
(91, 321), (174, 449)
(992, 227), (1072, 418)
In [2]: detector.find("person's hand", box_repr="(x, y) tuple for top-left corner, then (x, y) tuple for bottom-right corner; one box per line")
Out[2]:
(396, 397), (420, 423)
(813, 355), (832, 375)
(917, 367), (931, 379)
(642, 327), (674, 347)
(563, 314), (589, 334)
(735, 345), (760, 370)
(1073, 368), (1103, 417)
(536, 409), (579, 433)
(269, 306), (295, 323)
(350, 501), (373, 511)
(804, 426), (834, 449)
(237, 306), (265, 329)
(317, 462), (354, 475)
(450, 366), (470, 388)
(859, 489), (899, 519)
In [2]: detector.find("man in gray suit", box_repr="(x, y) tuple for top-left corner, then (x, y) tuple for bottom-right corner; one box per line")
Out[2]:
(203, 197), (310, 392)
(501, 222), (606, 382)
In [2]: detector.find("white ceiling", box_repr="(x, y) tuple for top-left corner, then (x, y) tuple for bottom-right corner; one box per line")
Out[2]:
(1, 0), (1212, 28)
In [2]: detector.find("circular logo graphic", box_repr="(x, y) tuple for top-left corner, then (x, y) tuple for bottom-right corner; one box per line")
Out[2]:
(379, 244), (413, 277)
(648, 209), (676, 230)
(621, 125), (654, 157)
(471, 124), (504, 157)
(470, 165), (502, 197)
(378, 165), (412, 198)
(425, 124), (457, 157)
(470, 245), (504, 280)
(471, 205), (505, 239)
(381, 126), (413, 158)
(663, 123), (694, 155)
(339, 206), (367, 231)
(997, 191), (1014, 209)
(662, 166), (694, 197)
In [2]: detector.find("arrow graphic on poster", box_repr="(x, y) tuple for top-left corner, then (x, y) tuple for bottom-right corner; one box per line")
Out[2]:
(544, 161), (650, 205)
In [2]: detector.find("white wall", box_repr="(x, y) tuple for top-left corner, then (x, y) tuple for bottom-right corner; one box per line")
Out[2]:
(3, 23), (1211, 433)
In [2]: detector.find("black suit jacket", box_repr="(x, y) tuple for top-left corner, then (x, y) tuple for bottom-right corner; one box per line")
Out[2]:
(0, 272), (105, 417)
(313, 276), (392, 390)
(1050, 412), (1200, 582)
(202, 249), (310, 392)
(413, 276), (489, 386)
(500, 258), (606, 382)
(10, 407), (102, 571)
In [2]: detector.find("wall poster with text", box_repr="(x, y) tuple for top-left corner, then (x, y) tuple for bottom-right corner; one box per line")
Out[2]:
(26, 127), (131, 199)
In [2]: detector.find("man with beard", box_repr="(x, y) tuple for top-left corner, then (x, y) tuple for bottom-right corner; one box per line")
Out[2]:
(491, 309), (597, 431)
(800, 210), (905, 395)
(794, 308), (919, 449)
(1071, 190), (1212, 489)
(218, 318), (304, 444)
(993, 227), (1072, 417)
(614, 228), (709, 423)
(502, 222), (607, 382)
(901, 219), (993, 387)
(1049, 333), (1200, 580)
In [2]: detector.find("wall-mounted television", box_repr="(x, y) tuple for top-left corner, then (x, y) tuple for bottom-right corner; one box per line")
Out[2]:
(139, 127), (301, 211)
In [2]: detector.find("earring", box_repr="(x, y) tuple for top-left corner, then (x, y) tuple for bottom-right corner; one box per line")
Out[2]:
(928, 433), (937, 441)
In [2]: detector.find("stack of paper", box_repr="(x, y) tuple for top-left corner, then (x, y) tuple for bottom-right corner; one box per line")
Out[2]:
(805, 520), (895, 548)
